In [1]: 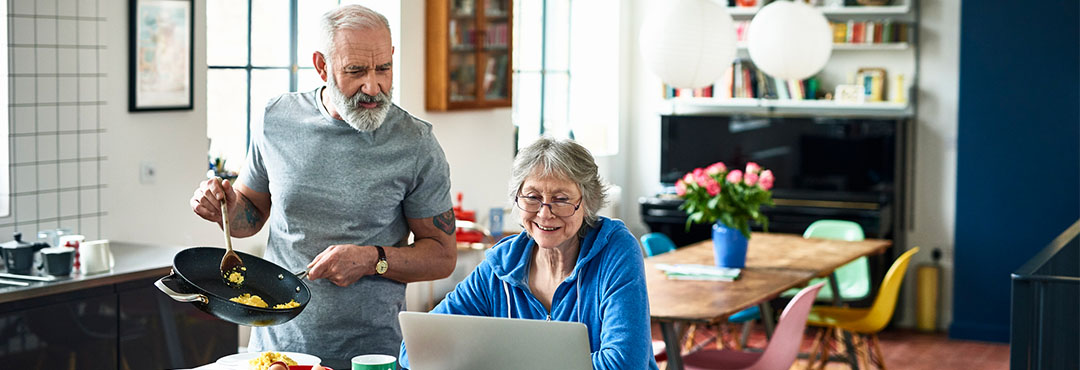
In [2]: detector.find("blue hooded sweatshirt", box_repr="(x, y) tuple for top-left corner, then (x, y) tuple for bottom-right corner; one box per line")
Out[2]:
(400, 217), (658, 370)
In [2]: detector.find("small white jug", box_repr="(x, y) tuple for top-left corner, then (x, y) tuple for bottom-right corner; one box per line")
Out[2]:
(80, 240), (114, 274)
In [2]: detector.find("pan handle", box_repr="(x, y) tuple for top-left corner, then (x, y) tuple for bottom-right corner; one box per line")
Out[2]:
(155, 271), (209, 304)
(294, 268), (309, 279)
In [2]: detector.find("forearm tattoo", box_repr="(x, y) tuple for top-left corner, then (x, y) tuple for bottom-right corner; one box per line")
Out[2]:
(433, 209), (456, 235)
(232, 195), (263, 229)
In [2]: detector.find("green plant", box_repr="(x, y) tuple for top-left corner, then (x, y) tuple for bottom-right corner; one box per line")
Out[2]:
(676, 161), (775, 238)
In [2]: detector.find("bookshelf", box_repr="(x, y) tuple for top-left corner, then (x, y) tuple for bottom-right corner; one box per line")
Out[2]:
(425, 0), (513, 111)
(663, 97), (912, 118)
(673, 0), (919, 118)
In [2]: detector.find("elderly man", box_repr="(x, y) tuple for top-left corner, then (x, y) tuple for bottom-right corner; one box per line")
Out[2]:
(190, 5), (456, 368)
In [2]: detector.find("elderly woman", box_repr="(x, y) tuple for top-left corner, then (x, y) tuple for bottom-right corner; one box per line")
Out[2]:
(400, 137), (658, 369)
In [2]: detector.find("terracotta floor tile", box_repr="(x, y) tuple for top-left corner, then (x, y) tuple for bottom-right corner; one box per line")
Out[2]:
(651, 326), (1010, 369)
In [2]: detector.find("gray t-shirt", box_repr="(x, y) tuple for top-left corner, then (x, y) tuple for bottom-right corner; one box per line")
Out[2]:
(238, 87), (452, 368)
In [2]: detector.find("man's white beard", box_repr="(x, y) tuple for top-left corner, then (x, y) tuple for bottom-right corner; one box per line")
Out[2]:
(325, 71), (392, 132)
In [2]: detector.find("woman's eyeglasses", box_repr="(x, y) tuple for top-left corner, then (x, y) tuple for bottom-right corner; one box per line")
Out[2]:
(515, 195), (582, 217)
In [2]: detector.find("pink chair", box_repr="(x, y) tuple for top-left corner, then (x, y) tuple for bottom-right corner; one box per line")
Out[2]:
(681, 282), (825, 370)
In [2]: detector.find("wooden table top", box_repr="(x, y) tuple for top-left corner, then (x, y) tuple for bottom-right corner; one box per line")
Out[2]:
(703, 232), (892, 277)
(646, 232), (892, 324)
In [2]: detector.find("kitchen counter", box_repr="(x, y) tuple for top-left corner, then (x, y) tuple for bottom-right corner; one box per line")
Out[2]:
(0, 242), (236, 369)
(0, 241), (186, 304)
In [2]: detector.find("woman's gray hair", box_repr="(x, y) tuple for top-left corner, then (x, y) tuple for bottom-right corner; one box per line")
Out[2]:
(319, 5), (391, 64)
(509, 137), (609, 238)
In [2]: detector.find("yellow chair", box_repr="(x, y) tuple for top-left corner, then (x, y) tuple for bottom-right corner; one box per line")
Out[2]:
(805, 247), (920, 370)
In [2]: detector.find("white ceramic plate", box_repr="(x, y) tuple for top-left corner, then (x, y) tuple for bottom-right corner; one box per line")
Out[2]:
(215, 352), (321, 369)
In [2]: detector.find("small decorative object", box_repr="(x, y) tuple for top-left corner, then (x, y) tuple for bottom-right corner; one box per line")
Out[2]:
(746, 1), (833, 81)
(639, 0), (737, 89)
(675, 162), (775, 268)
(735, 0), (760, 8)
(892, 73), (907, 104)
(834, 84), (864, 103)
(856, 67), (887, 102)
(129, 0), (194, 111)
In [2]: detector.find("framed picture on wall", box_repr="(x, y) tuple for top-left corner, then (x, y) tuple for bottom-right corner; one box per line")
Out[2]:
(128, 0), (194, 111)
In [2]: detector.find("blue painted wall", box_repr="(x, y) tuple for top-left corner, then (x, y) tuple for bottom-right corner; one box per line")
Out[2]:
(953, 0), (1080, 342)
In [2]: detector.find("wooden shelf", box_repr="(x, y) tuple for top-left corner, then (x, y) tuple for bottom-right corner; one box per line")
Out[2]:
(736, 42), (911, 51)
(727, 4), (911, 17)
(662, 97), (913, 118)
(819, 4), (911, 15)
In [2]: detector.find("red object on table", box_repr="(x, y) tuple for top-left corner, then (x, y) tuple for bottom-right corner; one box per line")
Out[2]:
(453, 192), (484, 243)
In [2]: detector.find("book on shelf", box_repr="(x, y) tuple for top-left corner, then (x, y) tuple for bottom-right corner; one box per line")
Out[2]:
(663, 58), (822, 101)
(831, 21), (910, 45)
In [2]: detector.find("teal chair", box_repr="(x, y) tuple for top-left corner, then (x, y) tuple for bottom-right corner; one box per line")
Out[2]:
(640, 233), (761, 351)
(640, 232), (676, 257)
(782, 220), (870, 302)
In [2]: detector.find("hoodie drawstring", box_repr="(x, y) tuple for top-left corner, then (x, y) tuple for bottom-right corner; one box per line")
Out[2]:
(503, 280), (513, 319)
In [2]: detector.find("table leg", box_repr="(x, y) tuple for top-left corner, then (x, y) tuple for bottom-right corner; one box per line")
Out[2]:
(760, 303), (776, 340)
(829, 272), (843, 306)
(660, 322), (684, 370)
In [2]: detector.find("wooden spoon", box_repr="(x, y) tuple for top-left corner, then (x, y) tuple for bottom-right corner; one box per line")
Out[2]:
(220, 197), (245, 287)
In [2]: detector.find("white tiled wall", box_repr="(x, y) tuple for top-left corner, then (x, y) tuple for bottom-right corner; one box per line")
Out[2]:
(3, 0), (105, 242)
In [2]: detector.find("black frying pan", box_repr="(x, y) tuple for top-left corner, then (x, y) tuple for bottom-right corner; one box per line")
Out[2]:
(155, 247), (311, 327)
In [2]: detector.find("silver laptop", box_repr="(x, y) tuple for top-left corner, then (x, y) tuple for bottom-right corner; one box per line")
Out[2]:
(399, 311), (593, 370)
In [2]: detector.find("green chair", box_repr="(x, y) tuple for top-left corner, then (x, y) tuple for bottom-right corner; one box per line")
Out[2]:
(782, 220), (870, 302)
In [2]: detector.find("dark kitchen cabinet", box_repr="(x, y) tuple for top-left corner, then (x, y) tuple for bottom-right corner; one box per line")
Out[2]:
(0, 277), (236, 369)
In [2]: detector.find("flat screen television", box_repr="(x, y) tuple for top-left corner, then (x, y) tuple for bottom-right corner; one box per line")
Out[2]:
(660, 115), (898, 201)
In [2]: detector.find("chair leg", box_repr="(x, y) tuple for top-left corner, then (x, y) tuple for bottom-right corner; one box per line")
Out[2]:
(683, 324), (699, 351)
(869, 334), (888, 370)
(840, 328), (861, 370)
(804, 328), (825, 370)
(811, 327), (835, 370)
(854, 334), (872, 370)
(738, 321), (753, 350)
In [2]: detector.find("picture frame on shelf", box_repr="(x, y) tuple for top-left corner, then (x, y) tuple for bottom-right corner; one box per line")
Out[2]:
(834, 84), (864, 103)
(128, 0), (194, 112)
(856, 67), (887, 102)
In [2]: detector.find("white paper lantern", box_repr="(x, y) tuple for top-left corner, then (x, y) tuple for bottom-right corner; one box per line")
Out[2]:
(747, 1), (833, 81)
(639, 0), (737, 89)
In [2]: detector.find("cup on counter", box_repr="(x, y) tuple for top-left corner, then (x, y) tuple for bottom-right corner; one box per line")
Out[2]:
(38, 246), (76, 276)
(80, 240), (114, 274)
(351, 355), (396, 370)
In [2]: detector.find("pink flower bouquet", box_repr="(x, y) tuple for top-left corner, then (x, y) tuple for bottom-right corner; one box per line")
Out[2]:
(675, 161), (775, 238)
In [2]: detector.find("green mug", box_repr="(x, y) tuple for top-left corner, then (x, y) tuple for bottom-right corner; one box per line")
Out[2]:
(351, 354), (396, 370)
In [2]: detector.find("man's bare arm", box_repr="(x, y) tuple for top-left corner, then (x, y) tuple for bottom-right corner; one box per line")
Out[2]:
(306, 209), (458, 286)
(381, 209), (458, 283)
(227, 183), (271, 238)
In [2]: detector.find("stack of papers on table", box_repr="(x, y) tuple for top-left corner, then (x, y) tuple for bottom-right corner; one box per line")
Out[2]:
(655, 264), (741, 281)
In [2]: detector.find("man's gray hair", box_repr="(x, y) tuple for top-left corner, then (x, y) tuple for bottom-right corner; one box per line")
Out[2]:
(319, 5), (391, 63)
(509, 137), (609, 237)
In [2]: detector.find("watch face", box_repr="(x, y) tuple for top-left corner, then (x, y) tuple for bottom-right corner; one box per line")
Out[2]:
(375, 260), (388, 275)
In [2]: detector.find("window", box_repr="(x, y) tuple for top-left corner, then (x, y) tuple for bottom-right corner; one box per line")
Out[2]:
(512, 0), (621, 156)
(206, 0), (400, 172)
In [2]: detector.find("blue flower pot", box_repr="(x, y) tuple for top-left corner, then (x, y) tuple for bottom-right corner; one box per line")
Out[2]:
(712, 222), (748, 268)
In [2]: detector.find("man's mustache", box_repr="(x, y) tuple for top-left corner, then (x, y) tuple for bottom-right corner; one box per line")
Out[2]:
(349, 91), (387, 105)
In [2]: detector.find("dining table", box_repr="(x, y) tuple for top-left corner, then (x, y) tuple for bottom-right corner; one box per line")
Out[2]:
(646, 232), (893, 370)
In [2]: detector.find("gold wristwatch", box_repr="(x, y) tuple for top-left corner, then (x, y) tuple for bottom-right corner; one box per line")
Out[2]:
(374, 246), (388, 275)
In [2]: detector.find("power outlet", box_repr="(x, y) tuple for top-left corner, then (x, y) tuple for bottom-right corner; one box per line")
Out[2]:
(140, 161), (157, 184)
